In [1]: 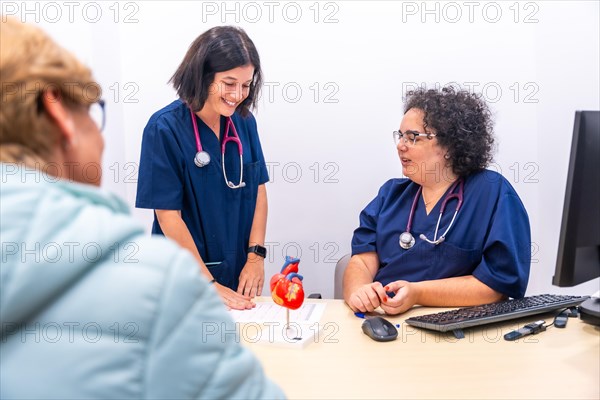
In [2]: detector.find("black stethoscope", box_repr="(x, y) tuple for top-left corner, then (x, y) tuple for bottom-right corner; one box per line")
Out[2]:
(189, 107), (245, 189)
(399, 179), (464, 249)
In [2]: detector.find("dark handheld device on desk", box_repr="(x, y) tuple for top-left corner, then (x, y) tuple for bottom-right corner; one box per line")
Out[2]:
(504, 320), (546, 341)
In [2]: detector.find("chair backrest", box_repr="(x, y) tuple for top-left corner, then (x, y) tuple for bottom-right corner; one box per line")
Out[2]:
(333, 254), (352, 299)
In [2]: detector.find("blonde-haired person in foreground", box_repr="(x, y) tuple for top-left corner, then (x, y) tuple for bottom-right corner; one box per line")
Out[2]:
(0, 18), (285, 400)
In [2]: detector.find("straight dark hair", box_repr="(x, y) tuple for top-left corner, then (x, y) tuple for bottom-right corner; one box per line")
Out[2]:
(170, 26), (262, 117)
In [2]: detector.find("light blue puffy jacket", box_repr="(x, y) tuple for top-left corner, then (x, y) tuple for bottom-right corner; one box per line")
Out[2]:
(0, 163), (285, 400)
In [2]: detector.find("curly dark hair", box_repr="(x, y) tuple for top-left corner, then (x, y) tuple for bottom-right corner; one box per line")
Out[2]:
(404, 86), (495, 177)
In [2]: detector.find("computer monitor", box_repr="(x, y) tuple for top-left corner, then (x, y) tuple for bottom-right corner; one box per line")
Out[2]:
(553, 110), (600, 287)
(552, 111), (600, 326)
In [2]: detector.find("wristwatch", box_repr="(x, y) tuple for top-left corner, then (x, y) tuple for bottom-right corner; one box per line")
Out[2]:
(247, 245), (267, 258)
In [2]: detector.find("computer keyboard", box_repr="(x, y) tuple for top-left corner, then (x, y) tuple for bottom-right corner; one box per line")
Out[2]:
(405, 294), (589, 333)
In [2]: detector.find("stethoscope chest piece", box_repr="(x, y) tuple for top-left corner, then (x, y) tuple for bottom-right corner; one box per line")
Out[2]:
(399, 231), (415, 249)
(194, 151), (211, 168)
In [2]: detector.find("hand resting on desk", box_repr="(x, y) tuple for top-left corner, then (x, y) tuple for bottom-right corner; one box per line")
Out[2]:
(347, 281), (387, 313)
(347, 280), (418, 315)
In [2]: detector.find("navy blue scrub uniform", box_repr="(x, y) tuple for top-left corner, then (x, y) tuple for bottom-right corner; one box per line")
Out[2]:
(351, 170), (531, 299)
(136, 100), (269, 290)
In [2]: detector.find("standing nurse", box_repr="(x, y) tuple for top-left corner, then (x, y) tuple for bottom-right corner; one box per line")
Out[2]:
(136, 26), (269, 310)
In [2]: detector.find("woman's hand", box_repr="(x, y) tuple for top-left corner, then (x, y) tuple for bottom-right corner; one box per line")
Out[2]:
(379, 280), (420, 315)
(237, 256), (264, 298)
(214, 283), (255, 310)
(347, 282), (388, 313)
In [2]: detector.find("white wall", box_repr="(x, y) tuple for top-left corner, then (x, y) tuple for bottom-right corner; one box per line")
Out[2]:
(10, 0), (599, 298)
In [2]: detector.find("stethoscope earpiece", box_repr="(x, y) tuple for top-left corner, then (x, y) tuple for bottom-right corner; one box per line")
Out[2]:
(419, 233), (447, 245)
(227, 181), (246, 189)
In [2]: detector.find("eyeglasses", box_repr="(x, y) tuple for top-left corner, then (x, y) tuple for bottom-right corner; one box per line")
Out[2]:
(393, 130), (437, 146)
(89, 99), (106, 131)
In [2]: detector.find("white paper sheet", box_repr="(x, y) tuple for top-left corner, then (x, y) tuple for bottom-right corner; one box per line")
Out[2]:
(228, 301), (326, 324)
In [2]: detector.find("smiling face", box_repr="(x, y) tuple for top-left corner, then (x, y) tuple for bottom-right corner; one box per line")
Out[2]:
(203, 64), (255, 119)
(397, 108), (453, 186)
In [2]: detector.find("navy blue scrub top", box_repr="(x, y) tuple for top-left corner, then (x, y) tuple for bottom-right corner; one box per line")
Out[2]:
(136, 100), (269, 290)
(351, 170), (531, 299)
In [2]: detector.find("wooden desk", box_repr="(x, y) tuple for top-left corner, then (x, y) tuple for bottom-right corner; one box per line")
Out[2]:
(243, 299), (600, 399)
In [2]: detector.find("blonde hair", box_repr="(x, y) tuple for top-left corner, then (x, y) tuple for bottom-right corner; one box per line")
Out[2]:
(0, 17), (101, 160)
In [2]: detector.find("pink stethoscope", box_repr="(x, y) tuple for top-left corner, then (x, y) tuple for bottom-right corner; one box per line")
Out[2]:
(399, 179), (464, 249)
(189, 107), (246, 189)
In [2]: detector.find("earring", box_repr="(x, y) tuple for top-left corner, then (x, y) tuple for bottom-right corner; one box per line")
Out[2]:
(444, 154), (451, 159)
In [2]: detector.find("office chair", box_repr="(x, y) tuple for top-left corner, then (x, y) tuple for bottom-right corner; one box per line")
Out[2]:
(333, 254), (351, 299)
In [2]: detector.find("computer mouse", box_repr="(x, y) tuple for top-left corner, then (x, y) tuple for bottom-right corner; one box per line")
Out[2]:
(361, 316), (398, 342)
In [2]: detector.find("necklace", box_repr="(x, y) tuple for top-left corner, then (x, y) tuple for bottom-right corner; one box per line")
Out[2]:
(422, 194), (433, 206)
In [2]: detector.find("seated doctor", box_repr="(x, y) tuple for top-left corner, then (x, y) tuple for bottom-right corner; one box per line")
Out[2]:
(344, 86), (531, 315)
(136, 26), (268, 310)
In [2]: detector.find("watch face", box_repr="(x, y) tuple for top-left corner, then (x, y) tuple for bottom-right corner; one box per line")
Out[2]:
(255, 246), (267, 258)
(250, 245), (267, 258)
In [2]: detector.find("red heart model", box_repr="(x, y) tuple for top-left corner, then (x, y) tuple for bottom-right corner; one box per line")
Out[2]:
(270, 256), (304, 309)
(271, 272), (305, 310)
